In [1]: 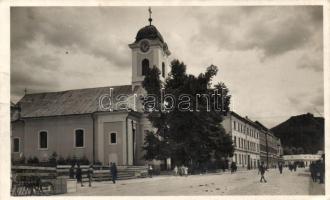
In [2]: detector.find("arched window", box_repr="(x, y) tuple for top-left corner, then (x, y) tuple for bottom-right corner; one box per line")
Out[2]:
(142, 59), (149, 76)
(162, 62), (165, 78)
(110, 132), (117, 144)
(75, 129), (84, 148)
(39, 131), (48, 149)
(13, 137), (20, 153)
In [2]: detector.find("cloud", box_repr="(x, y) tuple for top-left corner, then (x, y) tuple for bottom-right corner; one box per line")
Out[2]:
(10, 6), (324, 127)
(296, 52), (323, 72)
(192, 6), (323, 58)
(11, 7), (131, 69)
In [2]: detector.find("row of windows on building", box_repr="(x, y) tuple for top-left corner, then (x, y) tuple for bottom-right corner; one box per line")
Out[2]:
(233, 136), (259, 152)
(233, 153), (260, 166)
(232, 121), (259, 139)
(141, 59), (166, 78)
(12, 130), (118, 153)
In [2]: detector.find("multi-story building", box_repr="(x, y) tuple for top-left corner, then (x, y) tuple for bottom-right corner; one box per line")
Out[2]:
(283, 154), (322, 167)
(222, 112), (261, 169)
(277, 138), (284, 162)
(255, 121), (283, 168)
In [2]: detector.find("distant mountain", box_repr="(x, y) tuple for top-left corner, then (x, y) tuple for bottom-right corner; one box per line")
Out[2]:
(271, 113), (324, 155)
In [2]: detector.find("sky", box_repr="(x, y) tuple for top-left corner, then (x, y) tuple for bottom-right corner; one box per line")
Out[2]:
(10, 6), (324, 128)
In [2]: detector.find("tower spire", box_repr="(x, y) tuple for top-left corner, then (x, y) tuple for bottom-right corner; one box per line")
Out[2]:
(148, 7), (152, 25)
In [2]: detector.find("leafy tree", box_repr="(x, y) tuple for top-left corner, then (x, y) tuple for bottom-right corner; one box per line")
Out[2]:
(142, 59), (234, 171)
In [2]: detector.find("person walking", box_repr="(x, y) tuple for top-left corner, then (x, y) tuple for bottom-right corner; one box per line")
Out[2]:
(230, 162), (236, 174)
(173, 165), (178, 176)
(110, 162), (118, 184)
(259, 162), (267, 183)
(184, 166), (188, 177)
(76, 163), (84, 187)
(320, 160), (325, 184)
(310, 162), (316, 182)
(87, 165), (93, 187)
(278, 163), (283, 174)
(148, 164), (153, 178)
(179, 165), (183, 176)
(69, 164), (75, 179)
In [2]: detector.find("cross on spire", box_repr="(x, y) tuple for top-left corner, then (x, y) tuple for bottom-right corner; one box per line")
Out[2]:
(148, 7), (152, 25)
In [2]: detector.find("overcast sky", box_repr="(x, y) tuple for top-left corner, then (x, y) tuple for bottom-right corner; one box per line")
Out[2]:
(10, 6), (323, 128)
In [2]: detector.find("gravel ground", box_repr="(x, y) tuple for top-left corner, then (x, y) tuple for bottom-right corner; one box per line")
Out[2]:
(62, 168), (324, 196)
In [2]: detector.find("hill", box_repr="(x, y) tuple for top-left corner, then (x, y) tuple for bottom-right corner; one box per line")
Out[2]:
(271, 113), (324, 155)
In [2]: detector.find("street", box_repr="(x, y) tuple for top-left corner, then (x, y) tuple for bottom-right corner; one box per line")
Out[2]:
(62, 167), (324, 196)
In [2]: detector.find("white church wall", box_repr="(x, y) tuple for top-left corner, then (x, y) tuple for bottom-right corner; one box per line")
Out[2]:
(21, 115), (94, 162)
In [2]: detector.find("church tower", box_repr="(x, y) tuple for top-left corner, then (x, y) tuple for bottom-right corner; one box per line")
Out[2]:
(129, 8), (171, 91)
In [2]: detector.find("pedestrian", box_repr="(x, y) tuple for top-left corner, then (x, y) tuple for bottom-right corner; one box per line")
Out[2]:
(320, 159), (325, 184)
(310, 162), (316, 182)
(259, 162), (267, 183)
(110, 162), (117, 184)
(230, 162), (236, 174)
(76, 163), (84, 187)
(148, 164), (153, 178)
(69, 164), (75, 179)
(173, 165), (178, 176)
(87, 164), (93, 187)
(278, 163), (283, 174)
(184, 166), (188, 177)
(179, 165), (184, 176)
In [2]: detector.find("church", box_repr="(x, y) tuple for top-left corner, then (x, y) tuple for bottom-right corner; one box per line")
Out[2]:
(11, 11), (171, 168)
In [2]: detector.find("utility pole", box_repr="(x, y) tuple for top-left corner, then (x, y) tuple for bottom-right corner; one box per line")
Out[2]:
(265, 131), (269, 169)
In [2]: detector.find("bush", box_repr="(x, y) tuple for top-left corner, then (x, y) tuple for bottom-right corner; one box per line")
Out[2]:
(79, 155), (90, 165)
(49, 152), (58, 166)
(57, 156), (66, 165)
(27, 156), (39, 164)
(65, 156), (73, 165)
(12, 155), (26, 165)
(19, 155), (26, 164)
(94, 160), (102, 166)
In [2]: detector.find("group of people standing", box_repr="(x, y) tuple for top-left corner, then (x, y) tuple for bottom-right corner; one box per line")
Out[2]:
(288, 163), (297, 172)
(173, 165), (189, 176)
(310, 160), (325, 184)
(69, 163), (93, 187)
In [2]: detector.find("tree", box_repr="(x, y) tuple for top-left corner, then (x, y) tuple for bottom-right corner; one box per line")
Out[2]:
(142, 59), (234, 171)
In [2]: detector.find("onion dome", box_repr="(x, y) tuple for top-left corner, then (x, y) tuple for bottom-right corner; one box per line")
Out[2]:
(135, 25), (165, 43)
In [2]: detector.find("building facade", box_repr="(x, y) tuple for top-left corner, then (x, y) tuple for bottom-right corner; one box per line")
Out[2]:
(283, 154), (322, 167)
(255, 121), (283, 168)
(222, 112), (261, 169)
(11, 16), (171, 168)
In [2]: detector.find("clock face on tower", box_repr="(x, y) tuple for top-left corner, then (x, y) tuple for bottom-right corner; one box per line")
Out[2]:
(140, 40), (150, 53)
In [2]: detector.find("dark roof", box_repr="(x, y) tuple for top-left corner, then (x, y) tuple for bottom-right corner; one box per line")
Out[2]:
(254, 121), (269, 131)
(230, 111), (259, 128)
(135, 25), (164, 43)
(17, 85), (133, 118)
